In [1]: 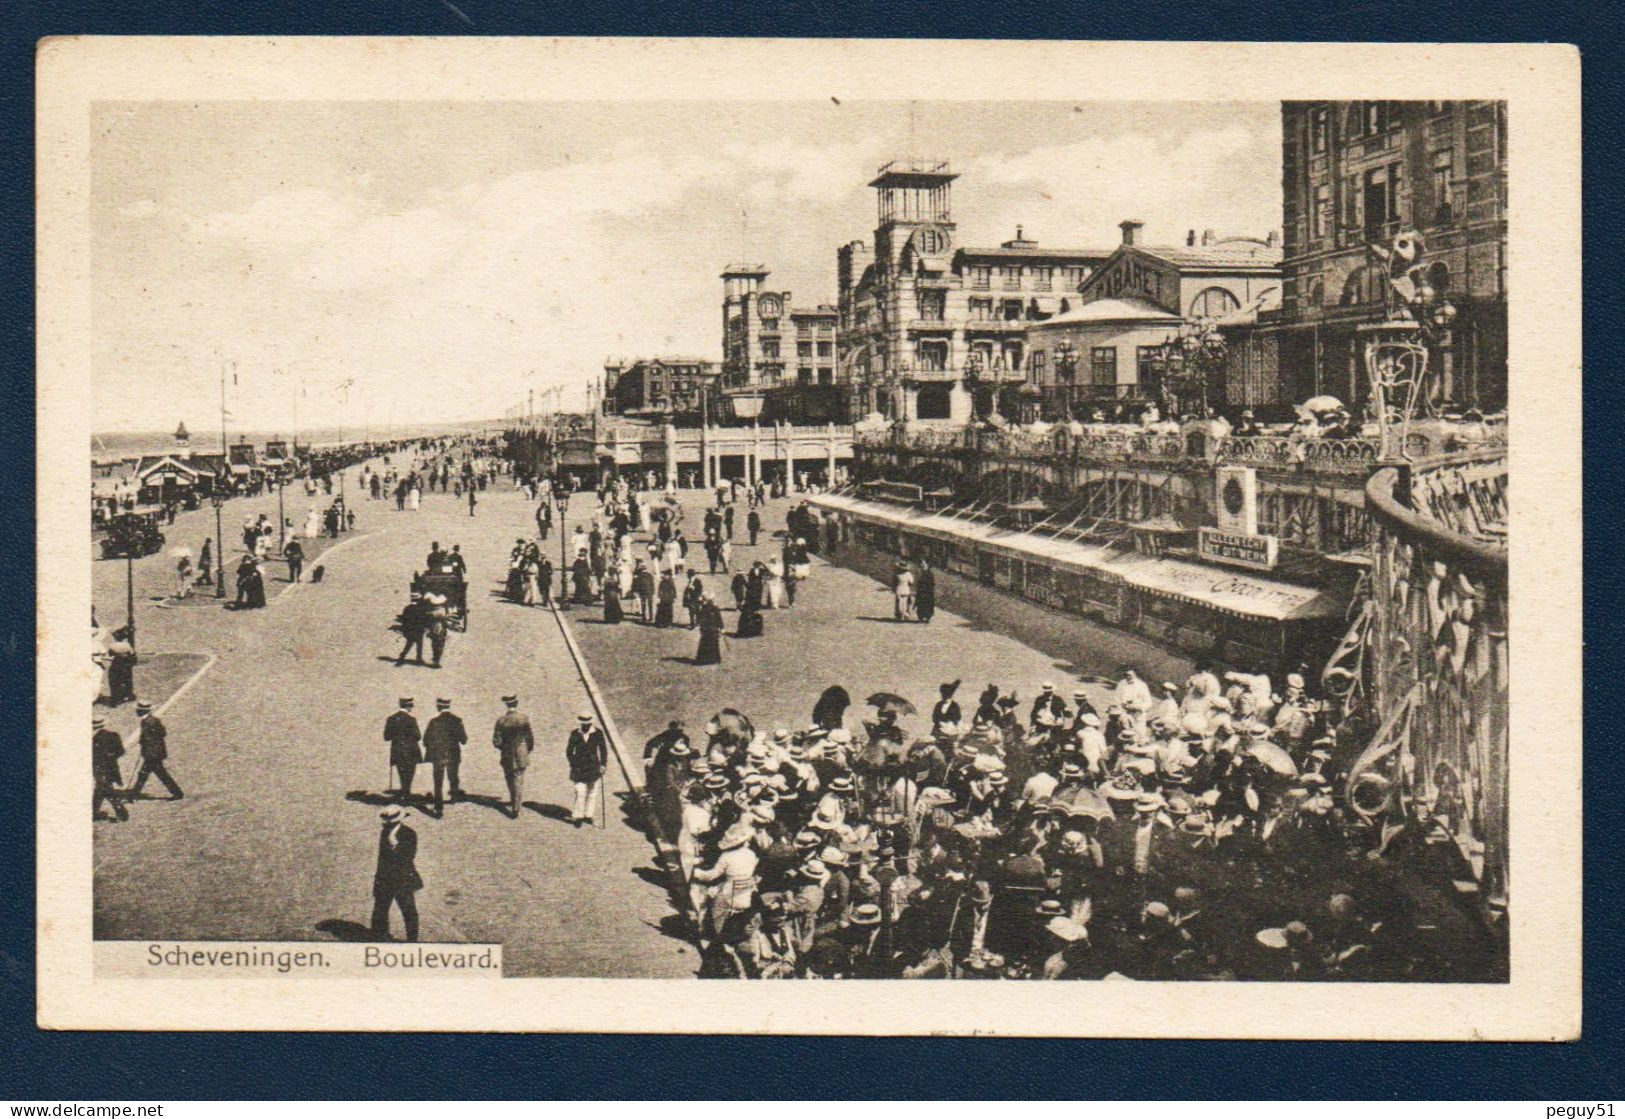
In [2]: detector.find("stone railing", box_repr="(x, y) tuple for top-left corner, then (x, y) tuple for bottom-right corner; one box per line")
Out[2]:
(1218, 435), (1382, 472)
(1348, 456), (1509, 913)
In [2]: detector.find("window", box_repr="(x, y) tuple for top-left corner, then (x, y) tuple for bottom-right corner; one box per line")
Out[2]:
(761, 318), (779, 332)
(970, 265), (991, 289)
(1090, 346), (1117, 388)
(797, 341), (813, 357)
(1431, 150), (1455, 225)
(817, 341), (832, 357)
(1361, 101), (1389, 136)
(761, 339), (780, 359)
(1137, 346), (1165, 396)
(968, 296), (994, 320)
(1310, 107), (1329, 154)
(918, 290), (946, 320)
(1031, 349), (1047, 381)
(1342, 174), (1360, 232)
(1033, 266), (1054, 291)
(1189, 287), (1241, 319)
(1063, 265), (1087, 289)
(798, 367), (813, 385)
(1364, 163), (1402, 240)
(1001, 299), (1024, 321)
(916, 340), (949, 371)
(1313, 183), (1332, 239)
(1001, 265), (1023, 290)
(818, 367), (833, 385)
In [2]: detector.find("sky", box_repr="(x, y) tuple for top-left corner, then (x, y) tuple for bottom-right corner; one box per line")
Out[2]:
(91, 100), (1282, 434)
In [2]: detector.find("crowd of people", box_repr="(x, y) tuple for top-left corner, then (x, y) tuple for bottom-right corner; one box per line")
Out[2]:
(639, 661), (1435, 981)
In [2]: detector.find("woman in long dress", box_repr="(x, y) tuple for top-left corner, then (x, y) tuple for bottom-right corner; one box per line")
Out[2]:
(303, 506), (321, 540)
(602, 580), (624, 624)
(695, 595), (725, 665)
(764, 557), (785, 609)
(408, 483), (421, 511)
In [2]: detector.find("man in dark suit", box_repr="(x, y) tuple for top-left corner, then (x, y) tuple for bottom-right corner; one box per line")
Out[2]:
(92, 716), (128, 822)
(565, 712), (609, 827)
(370, 805), (423, 942)
(422, 697), (467, 814)
(383, 697), (422, 802)
(930, 681), (963, 735)
(129, 700), (183, 799)
(394, 593), (429, 666)
(492, 694), (534, 819)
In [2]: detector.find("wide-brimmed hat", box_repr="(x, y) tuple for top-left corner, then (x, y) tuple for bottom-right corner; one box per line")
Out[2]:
(750, 805), (776, 825)
(826, 728), (852, 746)
(668, 741), (693, 758)
(576, 712), (594, 724)
(702, 773), (731, 791)
(985, 770), (1009, 787)
(1286, 673), (1306, 689)
(794, 830), (821, 850)
(1078, 712), (1102, 728)
(819, 846), (850, 867)
(827, 775), (855, 794)
(799, 859), (830, 884)
(1046, 916), (1089, 943)
(771, 728), (792, 745)
(849, 903), (882, 927)
(689, 758), (712, 775)
(718, 823), (754, 850)
(786, 743), (808, 761)
(379, 805), (410, 822)
(1134, 792), (1165, 814)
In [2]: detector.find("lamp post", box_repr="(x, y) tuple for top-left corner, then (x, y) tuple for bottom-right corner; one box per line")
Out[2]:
(1054, 342), (1077, 421)
(555, 488), (571, 610)
(211, 491), (226, 599)
(125, 550), (136, 650)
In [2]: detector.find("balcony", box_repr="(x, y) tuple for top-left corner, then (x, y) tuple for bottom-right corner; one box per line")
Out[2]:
(907, 319), (953, 331)
(963, 320), (1028, 333)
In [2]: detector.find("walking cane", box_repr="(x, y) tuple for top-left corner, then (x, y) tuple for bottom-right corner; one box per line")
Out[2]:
(599, 767), (608, 830)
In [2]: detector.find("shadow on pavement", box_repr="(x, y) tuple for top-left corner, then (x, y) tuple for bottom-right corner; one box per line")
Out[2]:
(315, 918), (379, 942)
(524, 800), (576, 824)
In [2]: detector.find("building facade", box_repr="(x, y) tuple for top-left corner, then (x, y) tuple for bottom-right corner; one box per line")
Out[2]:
(1267, 100), (1508, 412)
(1027, 222), (1281, 418)
(602, 356), (718, 419)
(719, 266), (841, 423)
(837, 160), (1114, 424)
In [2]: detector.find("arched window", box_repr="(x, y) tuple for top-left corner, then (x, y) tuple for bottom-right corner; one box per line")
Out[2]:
(1189, 287), (1241, 319)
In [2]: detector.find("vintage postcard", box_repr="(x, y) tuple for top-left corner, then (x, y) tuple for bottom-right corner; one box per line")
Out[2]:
(36, 37), (1580, 1036)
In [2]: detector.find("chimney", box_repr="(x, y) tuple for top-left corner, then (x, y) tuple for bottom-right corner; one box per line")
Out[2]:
(1119, 219), (1144, 246)
(1266, 229), (1279, 248)
(1186, 229), (1196, 247)
(1201, 229), (1216, 246)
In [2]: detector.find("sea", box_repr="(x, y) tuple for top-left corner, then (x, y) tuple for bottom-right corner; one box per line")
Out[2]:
(92, 420), (503, 462)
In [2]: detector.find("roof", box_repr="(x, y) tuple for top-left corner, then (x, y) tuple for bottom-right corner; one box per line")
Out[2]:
(807, 493), (1344, 622)
(956, 245), (1116, 263)
(1034, 297), (1182, 327)
(789, 305), (838, 319)
(1134, 242), (1282, 270)
(720, 263), (769, 277)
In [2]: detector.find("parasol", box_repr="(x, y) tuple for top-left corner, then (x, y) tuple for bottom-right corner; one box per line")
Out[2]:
(866, 692), (917, 718)
(1053, 784), (1113, 822)
(812, 685), (851, 730)
(168, 545), (192, 559)
(706, 708), (754, 748)
(1296, 395), (1346, 421)
(1247, 739), (1299, 778)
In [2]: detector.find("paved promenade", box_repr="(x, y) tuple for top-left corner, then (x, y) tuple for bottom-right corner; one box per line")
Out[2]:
(93, 475), (694, 978)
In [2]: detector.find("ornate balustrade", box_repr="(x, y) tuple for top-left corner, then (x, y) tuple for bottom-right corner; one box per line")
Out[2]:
(1346, 457), (1509, 913)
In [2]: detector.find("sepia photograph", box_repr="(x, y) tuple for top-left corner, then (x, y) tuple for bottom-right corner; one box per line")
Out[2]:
(35, 38), (1579, 1036)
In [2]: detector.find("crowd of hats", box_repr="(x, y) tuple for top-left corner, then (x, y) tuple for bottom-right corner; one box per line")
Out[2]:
(643, 665), (1472, 980)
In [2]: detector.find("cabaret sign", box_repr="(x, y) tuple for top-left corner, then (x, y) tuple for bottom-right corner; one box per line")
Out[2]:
(1198, 526), (1279, 571)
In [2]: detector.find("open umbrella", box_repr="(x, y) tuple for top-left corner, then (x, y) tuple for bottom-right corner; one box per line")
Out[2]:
(1296, 395), (1346, 421)
(1053, 784), (1113, 823)
(706, 707), (754, 749)
(866, 692), (917, 718)
(1247, 739), (1299, 778)
(812, 685), (851, 730)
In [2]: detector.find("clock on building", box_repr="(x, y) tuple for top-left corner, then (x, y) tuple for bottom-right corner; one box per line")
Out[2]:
(758, 294), (783, 319)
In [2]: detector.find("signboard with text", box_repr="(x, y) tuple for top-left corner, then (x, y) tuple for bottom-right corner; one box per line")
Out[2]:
(1199, 525), (1279, 570)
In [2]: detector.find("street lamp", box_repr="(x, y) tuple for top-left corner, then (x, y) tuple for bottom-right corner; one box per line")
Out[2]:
(1054, 342), (1077, 420)
(210, 490), (226, 599)
(125, 549), (136, 650)
(554, 488), (572, 610)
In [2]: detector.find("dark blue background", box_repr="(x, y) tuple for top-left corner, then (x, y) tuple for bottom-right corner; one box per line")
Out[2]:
(2, 0), (1616, 1099)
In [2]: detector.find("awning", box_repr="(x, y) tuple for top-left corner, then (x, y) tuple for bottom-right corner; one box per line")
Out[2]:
(808, 492), (1345, 623)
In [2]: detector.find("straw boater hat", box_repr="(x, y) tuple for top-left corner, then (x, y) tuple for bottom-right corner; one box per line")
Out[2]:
(799, 859), (830, 884)
(827, 775), (855, 795)
(668, 740), (692, 758)
(502, 694), (519, 707)
(794, 830), (822, 850)
(689, 758), (712, 776)
(985, 769), (1009, 788)
(1035, 898), (1067, 918)
(718, 823), (754, 850)
(771, 728), (792, 746)
(702, 773), (731, 791)
(1079, 712), (1102, 728)
(827, 728), (852, 747)
(379, 805), (410, 823)
(1134, 792), (1166, 814)
(749, 805), (776, 826)
(92, 716), (106, 729)
(849, 903), (882, 927)
(1046, 917), (1089, 943)
(819, 846), (850, 868)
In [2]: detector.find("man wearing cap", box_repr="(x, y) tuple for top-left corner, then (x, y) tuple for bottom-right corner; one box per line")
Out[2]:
(91, 716), (129, 822)
(491, 694), (534, 819)
(422, 698), (468, 814)
(370, 805), (423, 942)
(565, 712), (609, 827)
(129, 700), (183, 800)
(383, 698), (423, 803)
